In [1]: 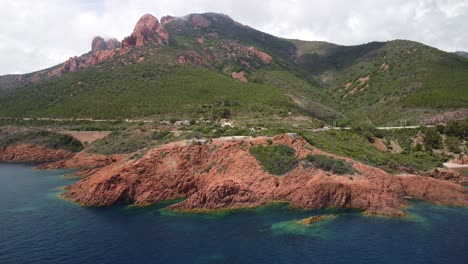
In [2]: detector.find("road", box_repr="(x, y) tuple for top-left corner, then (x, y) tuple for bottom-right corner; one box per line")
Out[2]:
(1, 116), (435, 130)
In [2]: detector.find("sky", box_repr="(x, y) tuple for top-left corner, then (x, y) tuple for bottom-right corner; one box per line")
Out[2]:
(1, 0), (467, 75)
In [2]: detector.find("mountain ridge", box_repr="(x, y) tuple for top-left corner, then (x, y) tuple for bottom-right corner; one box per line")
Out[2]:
(0, 12), (467, 125)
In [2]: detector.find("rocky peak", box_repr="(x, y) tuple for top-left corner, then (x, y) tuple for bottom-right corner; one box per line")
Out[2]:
(106, 38), (121, 49)
(91, 36), (121, 52)
(160, 15), (175, 25)
(91, 36), (108, 52)
(121, 13), (169, 52)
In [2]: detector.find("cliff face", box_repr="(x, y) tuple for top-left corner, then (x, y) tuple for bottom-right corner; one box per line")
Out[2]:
(121, 13), (169, 52)
(62, 134), (468, 216)
(0, 144), (73, 162)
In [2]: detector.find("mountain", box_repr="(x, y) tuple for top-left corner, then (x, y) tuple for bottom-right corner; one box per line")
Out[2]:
(454, 51), (468, 58)
(0, 12), (467, 125)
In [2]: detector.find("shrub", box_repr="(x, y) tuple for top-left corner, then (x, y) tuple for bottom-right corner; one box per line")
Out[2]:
(351, 122), (378, 142)
(249, 144), (298, 175)
(445, 119), (467, 138)
(151, 130), (171, 140)
(0, 131), (83, 152)
(445, 136), (461, 153)
(88, 130), (152, 154)
(423, 128), (442, 149)
(305, 154), (356, 175)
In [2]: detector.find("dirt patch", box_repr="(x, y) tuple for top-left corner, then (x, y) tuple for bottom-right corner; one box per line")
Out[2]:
(380, 63), (389, 72)
(358, 75), (370, 85)
(60, 131), (111, 144)
(371, 138), (387, 151)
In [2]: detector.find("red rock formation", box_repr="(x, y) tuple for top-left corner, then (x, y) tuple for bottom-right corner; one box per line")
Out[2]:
(39, 152), (127, 170)
(48, 49), (117, 77)
(221, 42), (272, 66)
(62, 135), (467, 216)
(38, 152), (128, 177)
(232, 71), (248, 82)
(105, 38), (121, 49)
(92, 36), (108, 51)
(178, 51), (207, 65)
(121, 14), (168, 53)
(451, 154), (468, 165)
(0, 144), (73, 162)
(427, 168), (468, 186)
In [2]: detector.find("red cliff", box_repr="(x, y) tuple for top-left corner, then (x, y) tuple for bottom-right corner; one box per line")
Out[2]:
(62, 135), (468, 216)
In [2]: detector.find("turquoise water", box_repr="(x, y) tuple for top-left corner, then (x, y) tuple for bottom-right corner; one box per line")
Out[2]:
(0, 163), (467, 264)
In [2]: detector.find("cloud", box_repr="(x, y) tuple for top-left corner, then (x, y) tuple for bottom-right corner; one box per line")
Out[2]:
(0, 0), (467, 75)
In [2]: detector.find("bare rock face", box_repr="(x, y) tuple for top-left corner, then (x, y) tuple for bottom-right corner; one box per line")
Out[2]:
(451, 154), (468, 165)
(0, 144), (73, 162)
(62, 135), (468, 216)
(91, 36), (108, 51)
(105, 38), (121, 49)
(427, 168), (468, 186)
(221, 42), (272, 66)
(121, 14), (169, 52)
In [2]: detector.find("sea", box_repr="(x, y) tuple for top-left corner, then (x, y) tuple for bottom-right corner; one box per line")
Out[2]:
(0, 163), (467, 264)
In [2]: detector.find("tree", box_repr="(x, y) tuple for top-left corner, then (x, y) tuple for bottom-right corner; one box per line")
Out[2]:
(423, 128), (442, 150)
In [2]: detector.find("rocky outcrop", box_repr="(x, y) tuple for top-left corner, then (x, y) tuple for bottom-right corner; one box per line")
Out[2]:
(424, 109), (468, 125)
(48, 48), (117, 76)
(62, 135), (468, 216)
(49, 13), (169, 77)
(0, 144), (73, 162)
(91, 36), (121, 52)
(451, 154), (468, 165)
(427, 168), (468, 186)
(221, 42), (272, 66)
(39, 152), (127, 170)
(92, 36), (108, 52)
(38, 152), (128, 177)
(105, 38), (121, 49)
(232, 71), (248, 82)
(178, 50), (207, 65)
(121, 14), (169, 53)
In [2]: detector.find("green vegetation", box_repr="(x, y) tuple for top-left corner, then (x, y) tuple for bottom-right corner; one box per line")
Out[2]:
(299, 130), (444, 173)
(422, 127), (442, 150)
(249, 144), (298, 175)
(445, 136), (461, 153)
(1, 13), (468, 128)
(294, 40), (468, 125)
(305, 154), (357, 175)
(87, 130), (155, 155)
(0, 130), (83, 152)
(0, 64), (295, 120)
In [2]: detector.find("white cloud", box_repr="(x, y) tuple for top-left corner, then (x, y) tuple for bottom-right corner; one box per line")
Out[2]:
(0, 0), (467, 75)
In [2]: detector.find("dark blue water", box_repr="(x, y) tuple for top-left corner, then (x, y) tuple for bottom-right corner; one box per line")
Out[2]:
(1, 163), (467, 264)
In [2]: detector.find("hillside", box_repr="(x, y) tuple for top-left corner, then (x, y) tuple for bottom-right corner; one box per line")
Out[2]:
(454, 51), (468, 58)
(0, 12), (467, 125)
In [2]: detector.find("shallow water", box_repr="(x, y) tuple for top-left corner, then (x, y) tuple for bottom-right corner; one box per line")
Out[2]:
(0, 163), (467, 264)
